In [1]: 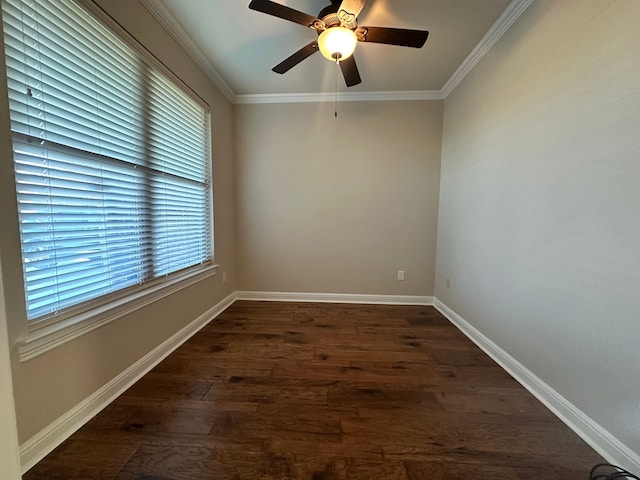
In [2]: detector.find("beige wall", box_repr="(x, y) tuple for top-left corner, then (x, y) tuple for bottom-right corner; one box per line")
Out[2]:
(0, 0), (237, 443)
(0, 262), (20, 480)
(436, 0), (640, 463)
(0, 21), (21, 479)
(235, 100), (442, 296)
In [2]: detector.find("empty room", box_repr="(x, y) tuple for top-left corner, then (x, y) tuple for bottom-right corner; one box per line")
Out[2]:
(0, 0), (638, 479)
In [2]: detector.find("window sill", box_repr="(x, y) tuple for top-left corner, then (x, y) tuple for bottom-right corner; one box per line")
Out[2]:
(16, 265), (218, 362)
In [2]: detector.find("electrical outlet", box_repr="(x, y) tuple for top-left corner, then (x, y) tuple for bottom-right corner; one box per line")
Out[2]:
(397, 270), (405, 281)
(445, 278), (451, 288)
(222, 271), (227, 283)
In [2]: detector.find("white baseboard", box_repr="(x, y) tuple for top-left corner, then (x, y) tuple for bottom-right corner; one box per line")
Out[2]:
(434, 298), (640, 474)
(235, 291), (434, 306)
(19, 291), (237, 474)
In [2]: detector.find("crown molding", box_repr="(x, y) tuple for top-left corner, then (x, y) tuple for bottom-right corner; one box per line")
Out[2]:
(441, 0), (533, 98)
(142, 0), (532, 105)
(235, 89), (444, 104)
(140, 0), (236, 103)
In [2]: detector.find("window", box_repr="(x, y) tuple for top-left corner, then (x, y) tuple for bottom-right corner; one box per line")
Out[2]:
(2, 0), (212, 323)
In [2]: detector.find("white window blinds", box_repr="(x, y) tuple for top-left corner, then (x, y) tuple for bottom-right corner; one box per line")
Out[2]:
(2, 0), (212, 321)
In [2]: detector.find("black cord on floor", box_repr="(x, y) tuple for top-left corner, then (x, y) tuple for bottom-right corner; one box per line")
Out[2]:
(590, 463), (640, 480)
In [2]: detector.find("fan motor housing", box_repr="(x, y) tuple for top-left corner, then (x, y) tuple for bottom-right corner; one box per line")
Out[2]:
(318, 2), (357, 30)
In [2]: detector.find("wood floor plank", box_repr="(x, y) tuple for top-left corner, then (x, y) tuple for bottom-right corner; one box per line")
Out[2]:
(113, 442), (268, 480)
(23, 301), (604, 479)
(405, 460), (520, 480)
(22, 439), (141, 480)
(264, 437), (383, 461)
(292, 456), (408, 480)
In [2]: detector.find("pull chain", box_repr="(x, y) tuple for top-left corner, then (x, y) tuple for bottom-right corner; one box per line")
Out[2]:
(334, 58), (339, 118)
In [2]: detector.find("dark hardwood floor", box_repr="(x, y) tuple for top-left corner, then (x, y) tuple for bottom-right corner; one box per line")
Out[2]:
(23, 301), (603, 479)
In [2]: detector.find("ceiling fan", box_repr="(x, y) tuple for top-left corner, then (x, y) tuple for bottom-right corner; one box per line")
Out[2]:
(248, 0), (429, 87)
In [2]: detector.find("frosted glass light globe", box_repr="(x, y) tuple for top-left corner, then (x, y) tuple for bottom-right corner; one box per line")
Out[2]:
(318, 27), (358, 61)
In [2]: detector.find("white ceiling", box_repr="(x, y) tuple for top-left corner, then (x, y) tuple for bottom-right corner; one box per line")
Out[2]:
(144, 0), (529, 102)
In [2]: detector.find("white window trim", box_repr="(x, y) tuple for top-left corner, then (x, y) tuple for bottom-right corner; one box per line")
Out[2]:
(16, 264), (217, 362)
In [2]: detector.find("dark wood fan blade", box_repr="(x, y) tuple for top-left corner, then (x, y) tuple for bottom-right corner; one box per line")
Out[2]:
(338, 0), (367, 20)
(249, 0), (319, 28)
(359, 27), (429, 48)
(339, 55), (361, 87)
(272, 42), (319, 74)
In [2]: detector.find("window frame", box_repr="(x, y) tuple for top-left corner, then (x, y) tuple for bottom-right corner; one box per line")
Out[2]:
(1, 0), (217, 360)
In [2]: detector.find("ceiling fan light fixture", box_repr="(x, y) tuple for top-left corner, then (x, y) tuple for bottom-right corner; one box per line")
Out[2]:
(318, 26), (357, 61)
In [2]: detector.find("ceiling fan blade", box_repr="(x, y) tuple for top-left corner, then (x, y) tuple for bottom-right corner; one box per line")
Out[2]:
(359, 26), (429, 48)
(249, 0), (319, 28)
(339, 55), (361, 87)
(272, 41), (319, 74)
(338, 0), (367, 21)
